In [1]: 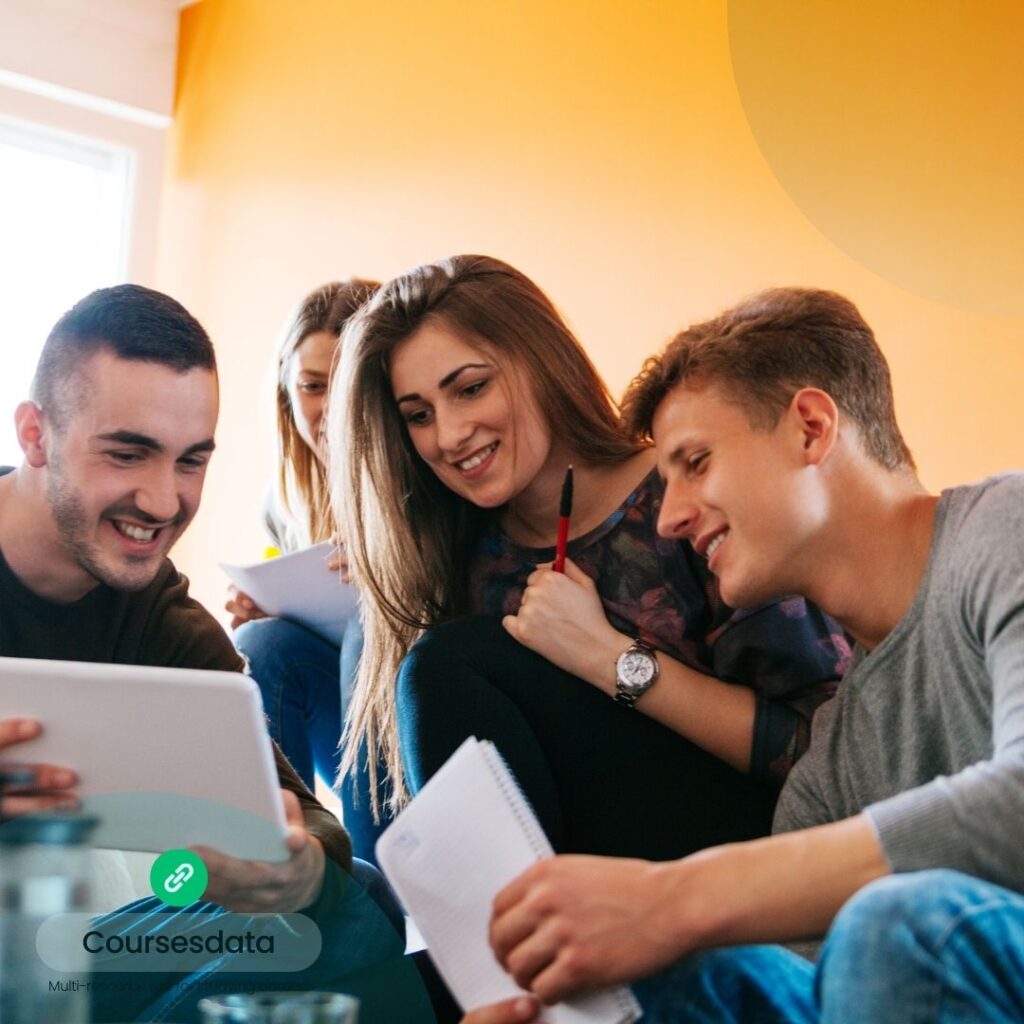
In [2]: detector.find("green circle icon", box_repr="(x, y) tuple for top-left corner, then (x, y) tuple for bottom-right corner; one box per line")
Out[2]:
(150, 849), (208, 906)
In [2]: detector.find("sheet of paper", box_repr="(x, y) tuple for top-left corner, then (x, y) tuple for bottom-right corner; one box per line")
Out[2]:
(377, 737), (640, 1024)
(219, 541), (357, 648)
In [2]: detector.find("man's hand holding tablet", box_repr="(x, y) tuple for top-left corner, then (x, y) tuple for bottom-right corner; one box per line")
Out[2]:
(0, 715), (325, 913)
(193, 788), (326, 913)
(0, 717), (77, 817)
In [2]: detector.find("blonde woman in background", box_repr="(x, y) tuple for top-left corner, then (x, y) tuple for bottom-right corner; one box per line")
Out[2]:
(228, 279), (384, 862)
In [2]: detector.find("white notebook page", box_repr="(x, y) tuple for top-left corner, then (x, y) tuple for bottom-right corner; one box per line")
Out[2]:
(219, 541), (357, 647)
(376, 737), (640, 1023)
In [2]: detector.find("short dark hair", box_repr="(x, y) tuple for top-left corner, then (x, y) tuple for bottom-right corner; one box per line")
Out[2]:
(622, 287), (915, 471)
(30, 284), (216, 427)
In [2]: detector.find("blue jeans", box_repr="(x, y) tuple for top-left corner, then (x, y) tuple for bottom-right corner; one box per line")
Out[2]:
(337, 616), (392, 869)
(236, 616), (392, 868)
(635, 870), (1024, 1024)
(235, 617), (342, 791)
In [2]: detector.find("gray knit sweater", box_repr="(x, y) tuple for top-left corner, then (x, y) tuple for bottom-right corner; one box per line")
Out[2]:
(774, 474), (1024, 891)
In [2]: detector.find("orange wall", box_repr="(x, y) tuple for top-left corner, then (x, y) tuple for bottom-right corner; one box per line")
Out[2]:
(160, 0), (1024, 614)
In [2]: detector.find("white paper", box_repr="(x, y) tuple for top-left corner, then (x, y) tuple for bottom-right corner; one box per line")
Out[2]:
(376, 738), (641, 1024)
(219, 541), (357, 648)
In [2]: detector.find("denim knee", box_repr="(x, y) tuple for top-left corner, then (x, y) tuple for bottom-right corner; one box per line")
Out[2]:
(827, 870), (982, 963)
(349, 858), (405, 940)
(234, 616), (312, 673)
(819, 871), (1024, 1024)
(634, 949), (732, 1023)
(635, 946), (815, 1024)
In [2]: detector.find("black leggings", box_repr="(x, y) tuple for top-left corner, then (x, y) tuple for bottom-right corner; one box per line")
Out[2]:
(396, 615), (777, 862)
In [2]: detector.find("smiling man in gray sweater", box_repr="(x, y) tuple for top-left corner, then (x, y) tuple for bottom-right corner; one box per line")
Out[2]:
(462, 288), (1024, 1024)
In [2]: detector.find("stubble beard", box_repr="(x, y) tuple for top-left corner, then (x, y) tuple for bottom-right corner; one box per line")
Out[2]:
(45, 456), (159, 593)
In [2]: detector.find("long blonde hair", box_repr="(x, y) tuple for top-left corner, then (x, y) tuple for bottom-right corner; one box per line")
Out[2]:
(330, 255), (643, 814)
(273, 279), (379, 550)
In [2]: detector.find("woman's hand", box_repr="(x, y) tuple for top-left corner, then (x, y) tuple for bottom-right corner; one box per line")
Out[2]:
(326, 533), (351, 584)
(504, 559), (758, 768)
(225, 586), (268, 630)
(502, 558), (627, 690)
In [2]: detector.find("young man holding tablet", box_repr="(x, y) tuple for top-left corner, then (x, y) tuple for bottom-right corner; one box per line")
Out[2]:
(0, 285), (429, 1022)
(466, 288), (1024, 1024)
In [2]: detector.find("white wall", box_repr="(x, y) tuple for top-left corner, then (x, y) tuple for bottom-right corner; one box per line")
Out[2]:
(0, 0), (179, 118)
(0, 0), (181, 286)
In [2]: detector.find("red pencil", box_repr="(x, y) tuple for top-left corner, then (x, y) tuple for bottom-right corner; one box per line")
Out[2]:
(553, 465), (573, 573)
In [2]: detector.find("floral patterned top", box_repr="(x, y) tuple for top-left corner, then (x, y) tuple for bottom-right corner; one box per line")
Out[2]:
(468, 469), (850, 782)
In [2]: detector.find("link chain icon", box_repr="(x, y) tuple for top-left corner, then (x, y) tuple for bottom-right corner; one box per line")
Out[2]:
(151, 849), (208, 906)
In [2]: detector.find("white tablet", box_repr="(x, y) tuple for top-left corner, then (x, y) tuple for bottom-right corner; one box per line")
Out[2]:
(0, 657), (289, 862)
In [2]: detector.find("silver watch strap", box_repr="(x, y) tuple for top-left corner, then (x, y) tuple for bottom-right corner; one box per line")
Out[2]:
(614, 637), (656, 709)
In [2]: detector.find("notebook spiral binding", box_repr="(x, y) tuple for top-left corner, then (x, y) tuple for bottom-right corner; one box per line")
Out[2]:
(477, 741), (641, 1024)
(479, 741), (554, 858)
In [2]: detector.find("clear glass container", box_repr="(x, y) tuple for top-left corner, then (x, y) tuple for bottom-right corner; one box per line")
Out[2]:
(0, 813), (97, 1024)
(199, 990), (360, 1023)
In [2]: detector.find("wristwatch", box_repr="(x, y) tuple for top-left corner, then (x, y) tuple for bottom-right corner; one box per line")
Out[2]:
(614, 638), (660, 708)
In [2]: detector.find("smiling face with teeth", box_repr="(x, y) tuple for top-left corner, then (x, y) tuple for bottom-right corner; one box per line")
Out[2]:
(33, 350), (219, 599)
(652, 381), (832, 609)
(390, 321), (559, 514)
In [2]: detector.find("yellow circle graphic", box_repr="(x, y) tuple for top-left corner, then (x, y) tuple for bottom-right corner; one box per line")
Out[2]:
(729, 1), (1024, 317)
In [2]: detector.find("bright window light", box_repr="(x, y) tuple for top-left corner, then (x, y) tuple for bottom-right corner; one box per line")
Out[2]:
(0, 117), (133, 466)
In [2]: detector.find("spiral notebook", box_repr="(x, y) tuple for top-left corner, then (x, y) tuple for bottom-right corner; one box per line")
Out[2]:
(375, 737), (641, 1023)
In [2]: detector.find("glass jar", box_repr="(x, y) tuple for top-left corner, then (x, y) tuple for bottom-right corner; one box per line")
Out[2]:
(0, 813), (97, 1024)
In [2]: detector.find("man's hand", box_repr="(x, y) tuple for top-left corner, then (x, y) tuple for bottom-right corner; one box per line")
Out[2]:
(191, 789), (326, 912)
(490, 855), (694, 1004)
(489, 819), (891, 1005)
(0, 718), (78, 817)
(225, 586), (268, 630)
(461, 996), (542, 1024)
(502, 559), (625, 687)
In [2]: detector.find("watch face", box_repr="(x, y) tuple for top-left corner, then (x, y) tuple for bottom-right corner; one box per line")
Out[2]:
(618, 650), (656, 694)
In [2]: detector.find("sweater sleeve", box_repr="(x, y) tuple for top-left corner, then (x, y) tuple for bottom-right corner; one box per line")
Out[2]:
(866, 478), (1024, 890)
(709, 598), (850, 782)
(273, 743), (353, 871)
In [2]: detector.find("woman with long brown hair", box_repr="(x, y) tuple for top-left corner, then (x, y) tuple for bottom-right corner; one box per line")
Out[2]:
(331, 255), (847, 858)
